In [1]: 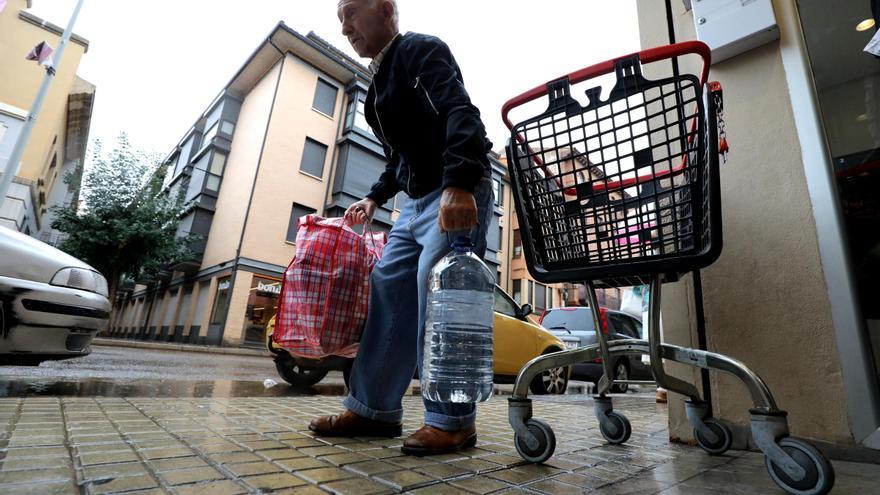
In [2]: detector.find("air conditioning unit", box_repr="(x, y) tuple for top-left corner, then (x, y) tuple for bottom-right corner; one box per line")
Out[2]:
(691, 0), (780, 64)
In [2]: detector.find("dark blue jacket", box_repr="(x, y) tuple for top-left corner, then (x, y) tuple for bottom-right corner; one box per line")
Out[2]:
(364, 32), (492, 205)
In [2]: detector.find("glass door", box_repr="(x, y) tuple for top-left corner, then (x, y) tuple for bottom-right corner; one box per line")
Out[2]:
(797, 0), (880, 382)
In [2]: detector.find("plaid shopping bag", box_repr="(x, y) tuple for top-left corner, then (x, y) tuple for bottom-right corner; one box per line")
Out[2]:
(273, 216), (386, 358)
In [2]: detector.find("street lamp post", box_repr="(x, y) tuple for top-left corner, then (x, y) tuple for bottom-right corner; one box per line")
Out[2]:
(0, 0), (87, 211)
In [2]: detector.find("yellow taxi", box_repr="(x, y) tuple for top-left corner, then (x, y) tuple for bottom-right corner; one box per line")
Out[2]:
(267, 285), (570, 394)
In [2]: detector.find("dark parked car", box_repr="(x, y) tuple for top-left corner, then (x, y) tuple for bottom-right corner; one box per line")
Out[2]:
(540, 307), (653, 393)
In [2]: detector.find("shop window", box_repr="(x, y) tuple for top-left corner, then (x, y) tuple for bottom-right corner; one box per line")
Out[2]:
(535, 282), (547, 312)
(286, 203), (317, 243)
(313, 78), (338, 116)
(513, 279), (522, 305)
(209, 277), (231, 325)
(242, 276), (281, 348)
(528, 280), (535, 306)
(300, 138), (327, 178)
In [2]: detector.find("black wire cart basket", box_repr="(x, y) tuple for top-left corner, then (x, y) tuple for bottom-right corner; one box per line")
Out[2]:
(501, 41), (834, 495)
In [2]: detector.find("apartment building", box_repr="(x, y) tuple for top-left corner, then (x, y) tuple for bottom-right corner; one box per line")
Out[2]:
(109, 23), (512, 348)
(0, 0), (94, 241)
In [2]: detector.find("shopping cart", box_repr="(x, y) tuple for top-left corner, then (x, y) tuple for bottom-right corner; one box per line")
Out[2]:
(501, 41), (835, 495)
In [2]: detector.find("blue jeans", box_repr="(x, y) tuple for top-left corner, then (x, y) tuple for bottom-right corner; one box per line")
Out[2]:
(344, 178), (494, 432)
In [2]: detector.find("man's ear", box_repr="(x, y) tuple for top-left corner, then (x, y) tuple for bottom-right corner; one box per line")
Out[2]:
(381, 0), (394, 22)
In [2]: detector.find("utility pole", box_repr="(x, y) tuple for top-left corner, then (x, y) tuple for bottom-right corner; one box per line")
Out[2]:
(0, 0), (86, 208)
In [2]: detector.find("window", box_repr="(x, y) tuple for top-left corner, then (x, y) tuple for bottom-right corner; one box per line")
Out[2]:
(345, 93), (373, 135)
(313, 79), (338, 116)
(202, 121), (219, 147)
(220, 120), (235, 136)
(608, 314), (639, 339)
(300, 138), (327, 178)
(513, 229), (522, 257)
(286, 203), (317, 243)
(497, 270), (503, 285)
(512, 279), (522, 305)
(209, 277), (231, 325)
(535, 282), (547, 312)
(493, 288), (518, 318)
(204, 152), (227, 192)
(487, 215), (501, 252)
(528, 280), (535, 306)
(48, 152), (57, 169)
(493, 179), (504, 206)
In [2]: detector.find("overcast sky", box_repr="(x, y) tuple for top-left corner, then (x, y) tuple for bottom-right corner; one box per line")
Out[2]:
(28, 1), (640, 158)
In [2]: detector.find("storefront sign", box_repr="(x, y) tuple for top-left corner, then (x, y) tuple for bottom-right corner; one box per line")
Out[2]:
(256, 281), (281, 296)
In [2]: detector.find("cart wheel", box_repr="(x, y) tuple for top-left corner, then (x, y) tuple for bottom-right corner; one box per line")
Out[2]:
(514, 419), (556, 463)
(765, 437), (835, 495)
(599, 411), (632, 445)
(695, 418), (732, 456)
(274, 359), (328, 387)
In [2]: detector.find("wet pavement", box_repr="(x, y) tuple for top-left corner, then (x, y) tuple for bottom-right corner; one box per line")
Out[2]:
(0, 345), (601, 399)
(3, 345), (878, 494)
(0, 345), (348, 398)
(1, 394), (878, 494)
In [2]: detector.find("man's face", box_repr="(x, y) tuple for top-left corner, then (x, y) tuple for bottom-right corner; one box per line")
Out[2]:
(337, 0), (391, 58)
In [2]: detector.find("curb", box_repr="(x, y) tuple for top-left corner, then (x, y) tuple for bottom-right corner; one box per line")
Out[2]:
(92, 338), (271, 358)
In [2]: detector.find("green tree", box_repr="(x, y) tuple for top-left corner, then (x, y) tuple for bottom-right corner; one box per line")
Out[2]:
(51, 133), (195, 302)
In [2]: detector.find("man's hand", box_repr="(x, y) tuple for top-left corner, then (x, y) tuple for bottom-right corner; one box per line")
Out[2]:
(344, 198), (378, 226)
(439, 187), (477, 232)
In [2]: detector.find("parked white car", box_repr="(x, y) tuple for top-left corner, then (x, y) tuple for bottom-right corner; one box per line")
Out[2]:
(0, 226), (110, 365)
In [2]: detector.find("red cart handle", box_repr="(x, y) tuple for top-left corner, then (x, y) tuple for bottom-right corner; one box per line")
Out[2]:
(501, 41), (711, 130)
(501, 41), (712, 197)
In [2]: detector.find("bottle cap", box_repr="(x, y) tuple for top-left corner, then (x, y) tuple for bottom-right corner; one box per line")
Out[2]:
(451, 235), (473, 252)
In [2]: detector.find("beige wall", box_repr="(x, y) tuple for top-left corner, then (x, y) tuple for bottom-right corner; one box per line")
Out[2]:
(223, 271), (254, 346)
(0, 0), (87, 213)
(636, 0), (851, 446)
(241, 54), (344, 268)
(201, 61), (282, 269)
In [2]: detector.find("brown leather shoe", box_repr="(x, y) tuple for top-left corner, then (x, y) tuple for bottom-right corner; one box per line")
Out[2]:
(309, 410), (402, 438)
(401, 425), (477, 456)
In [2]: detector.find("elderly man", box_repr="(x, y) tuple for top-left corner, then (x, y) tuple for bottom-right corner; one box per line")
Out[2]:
(309, 0), (494, 455)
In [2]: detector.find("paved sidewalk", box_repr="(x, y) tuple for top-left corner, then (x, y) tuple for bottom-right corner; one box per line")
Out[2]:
(1, 394), (877, 494)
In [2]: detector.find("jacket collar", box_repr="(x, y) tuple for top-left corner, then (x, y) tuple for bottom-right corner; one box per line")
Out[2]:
(369, 33), (400, 76)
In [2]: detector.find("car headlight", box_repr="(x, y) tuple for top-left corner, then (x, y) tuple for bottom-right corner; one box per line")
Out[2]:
(51, 267), (109, 298)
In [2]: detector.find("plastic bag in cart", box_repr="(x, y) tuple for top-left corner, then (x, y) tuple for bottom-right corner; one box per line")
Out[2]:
(273, 216), (386, 359)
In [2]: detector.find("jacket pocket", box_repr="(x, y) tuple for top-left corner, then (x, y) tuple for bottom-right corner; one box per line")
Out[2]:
(413, 76), (440, 116)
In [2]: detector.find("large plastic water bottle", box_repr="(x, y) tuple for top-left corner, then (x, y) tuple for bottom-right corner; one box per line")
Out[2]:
(421, 236), (495, 403)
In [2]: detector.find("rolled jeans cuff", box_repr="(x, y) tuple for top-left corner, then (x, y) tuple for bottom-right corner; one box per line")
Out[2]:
(424, 409), (476, 432)
(343, 394), (403, 424)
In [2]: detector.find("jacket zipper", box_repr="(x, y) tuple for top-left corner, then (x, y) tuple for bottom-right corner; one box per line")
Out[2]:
(414, 76), (439, 116)
(372, 85), (410, 196)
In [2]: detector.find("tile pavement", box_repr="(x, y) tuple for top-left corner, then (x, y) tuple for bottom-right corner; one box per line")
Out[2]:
(0, 394), (878, 494)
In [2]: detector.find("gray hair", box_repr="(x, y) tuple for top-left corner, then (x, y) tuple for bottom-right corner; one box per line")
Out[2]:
(375, 0), (399, 28)
(339, 0), (399, 28)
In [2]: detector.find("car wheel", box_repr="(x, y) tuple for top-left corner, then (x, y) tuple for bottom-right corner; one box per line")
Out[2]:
(274, 358), (329, 387)
(530, 351), (570, 395)
(610, 360), (629, 393)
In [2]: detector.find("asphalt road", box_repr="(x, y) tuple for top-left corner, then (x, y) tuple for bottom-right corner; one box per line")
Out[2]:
(0, 344), (626, 399)
(0, 345), (348, 398)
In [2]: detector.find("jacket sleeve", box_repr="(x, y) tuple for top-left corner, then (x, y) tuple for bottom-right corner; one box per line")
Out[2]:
(365, 146), (401, 207)
(406, 37), (490, 193)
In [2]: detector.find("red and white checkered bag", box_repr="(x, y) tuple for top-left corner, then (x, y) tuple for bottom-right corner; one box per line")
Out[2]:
(273, 216), (386, 359)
